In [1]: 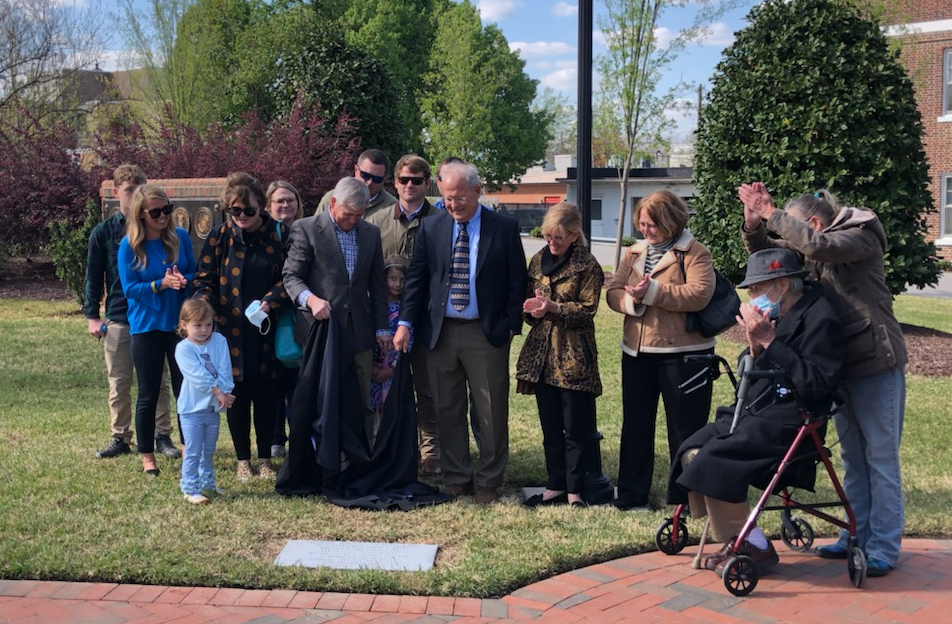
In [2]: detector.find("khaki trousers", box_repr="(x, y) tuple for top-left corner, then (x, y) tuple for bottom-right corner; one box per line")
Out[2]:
(410, 343), (440, 461)
(681, 448), (750, 542)
(103, 320), (172, 443)
(428, 319), (510, 489)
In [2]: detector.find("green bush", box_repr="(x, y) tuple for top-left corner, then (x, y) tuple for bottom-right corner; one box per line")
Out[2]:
(47, 199), (99, 306)
(691, 0), (939, 293)
(529, 226), (543, 238)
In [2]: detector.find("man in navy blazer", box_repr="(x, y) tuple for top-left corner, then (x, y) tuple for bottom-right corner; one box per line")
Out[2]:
(283, 177), (391, 433)
(394, 162), (526, 503)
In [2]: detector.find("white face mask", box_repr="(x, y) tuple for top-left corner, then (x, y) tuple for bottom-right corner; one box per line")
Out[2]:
(244, 300), (271, 335)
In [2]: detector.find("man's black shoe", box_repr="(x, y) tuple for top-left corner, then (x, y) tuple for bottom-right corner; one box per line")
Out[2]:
(95, 438), (131, 459)
(155, 435), (182, 459)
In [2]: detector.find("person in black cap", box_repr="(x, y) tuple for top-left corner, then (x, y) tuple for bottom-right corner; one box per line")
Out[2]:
(666, 248), (845, 574)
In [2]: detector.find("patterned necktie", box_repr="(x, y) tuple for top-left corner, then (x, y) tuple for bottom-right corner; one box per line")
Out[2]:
(450, 221), (470, 311)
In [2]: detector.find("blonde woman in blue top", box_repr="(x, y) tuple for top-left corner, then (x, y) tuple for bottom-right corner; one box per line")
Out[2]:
(118, 184), (195, 476)
(175, 299), (235, 504)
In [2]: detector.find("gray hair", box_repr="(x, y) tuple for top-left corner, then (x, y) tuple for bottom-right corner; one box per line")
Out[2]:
(438, 162), (480, 188)
(332, 176), (370, 211)
(784, 276), (804, 293)
(785, 189), (840, 227)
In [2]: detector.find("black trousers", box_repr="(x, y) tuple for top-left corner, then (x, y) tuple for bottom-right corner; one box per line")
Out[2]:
(228, 375), (278, 460)
(617, 348), (713, 506)
(535, 382), (597, 494)
(272, 366), (299, 447)
(130, 330), (183, 453)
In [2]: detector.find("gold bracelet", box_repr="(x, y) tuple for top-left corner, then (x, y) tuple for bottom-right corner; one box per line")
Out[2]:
(151, 280), (159, 294)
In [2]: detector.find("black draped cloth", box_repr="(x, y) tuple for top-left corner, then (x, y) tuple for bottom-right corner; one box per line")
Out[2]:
(275, 314), (453, 510)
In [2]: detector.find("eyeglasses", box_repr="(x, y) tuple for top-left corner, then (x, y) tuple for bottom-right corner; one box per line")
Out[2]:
(146, 204), (173, 219)
(357, 168), (385, 184)
(397, 175), (426, 186)
(271, 197), (297, 205)
(227, 206), (259, 217)
(747, 282), (775, 297)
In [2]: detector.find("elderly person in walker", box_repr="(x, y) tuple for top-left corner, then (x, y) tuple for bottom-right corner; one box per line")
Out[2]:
(666, 249), (845, 573)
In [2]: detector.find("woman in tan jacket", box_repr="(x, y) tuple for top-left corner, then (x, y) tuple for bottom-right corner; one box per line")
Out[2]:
(516, 203), (604, 507)
(606, 191), (716, 510)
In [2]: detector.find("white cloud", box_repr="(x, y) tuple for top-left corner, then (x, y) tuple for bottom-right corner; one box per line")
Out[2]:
(552, 2), (577, 17)
(695, 22), (735, 48)
(476, 0), (519, 22)
(510, 41), (575, 59)
(541, 67), (578, 92)
(533, 59), (577, 71)
(95, 50), (126, 72)
(654, 26), (674, 49)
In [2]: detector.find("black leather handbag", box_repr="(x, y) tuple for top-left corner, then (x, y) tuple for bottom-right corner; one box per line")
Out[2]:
(677, 252), (741, 338)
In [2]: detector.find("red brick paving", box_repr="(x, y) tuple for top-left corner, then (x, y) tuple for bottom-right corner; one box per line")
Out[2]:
(0, 539), (950, 623)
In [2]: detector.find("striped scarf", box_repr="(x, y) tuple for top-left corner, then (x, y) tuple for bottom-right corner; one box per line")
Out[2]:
(644, 237), (677, 275)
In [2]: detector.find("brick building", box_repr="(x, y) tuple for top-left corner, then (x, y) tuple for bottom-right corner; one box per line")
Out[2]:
(884, 5), (952, 258)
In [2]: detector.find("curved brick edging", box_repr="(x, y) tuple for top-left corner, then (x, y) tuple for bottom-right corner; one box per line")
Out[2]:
(1, 539), (950, 623)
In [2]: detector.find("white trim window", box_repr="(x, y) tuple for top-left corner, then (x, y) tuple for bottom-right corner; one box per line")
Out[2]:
(944, 48), (952, 119)
(942, 174), (952, 242)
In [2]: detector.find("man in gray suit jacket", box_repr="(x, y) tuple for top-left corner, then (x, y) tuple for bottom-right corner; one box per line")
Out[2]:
(283, 177), (391, 428)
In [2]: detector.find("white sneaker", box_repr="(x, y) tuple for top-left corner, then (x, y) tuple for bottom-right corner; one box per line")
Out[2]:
(184, 493), (210, 505)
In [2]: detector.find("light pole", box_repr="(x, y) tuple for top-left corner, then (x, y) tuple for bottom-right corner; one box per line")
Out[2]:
(578, 0), (593, 245)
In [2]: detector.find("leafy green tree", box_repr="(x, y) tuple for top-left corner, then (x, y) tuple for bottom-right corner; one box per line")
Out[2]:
(170, 0), (261, 130)
(597, 0), (733, 270)
(420, 0), (550, 191)
(337, 0), (438, 152)
(691, 0), (938, 293)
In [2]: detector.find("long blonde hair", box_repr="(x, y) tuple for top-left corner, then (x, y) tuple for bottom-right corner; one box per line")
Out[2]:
(126, 184), (179, 270)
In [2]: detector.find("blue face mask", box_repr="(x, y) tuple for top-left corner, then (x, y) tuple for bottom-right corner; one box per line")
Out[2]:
(749, 292), (781, 319)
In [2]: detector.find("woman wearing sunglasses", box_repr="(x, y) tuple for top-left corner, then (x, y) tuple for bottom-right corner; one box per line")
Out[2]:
(118, 184), (195, 476)
(192, 172), (291, 481)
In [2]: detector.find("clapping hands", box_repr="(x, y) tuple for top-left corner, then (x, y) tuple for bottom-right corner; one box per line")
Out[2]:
(161, 265), (189, 291)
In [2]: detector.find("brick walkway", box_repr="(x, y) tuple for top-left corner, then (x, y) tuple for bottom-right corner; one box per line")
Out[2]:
(1, 538), (949, 623)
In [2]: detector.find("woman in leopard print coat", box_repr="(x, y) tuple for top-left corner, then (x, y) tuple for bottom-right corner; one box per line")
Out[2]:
(516, 202), (603, 507)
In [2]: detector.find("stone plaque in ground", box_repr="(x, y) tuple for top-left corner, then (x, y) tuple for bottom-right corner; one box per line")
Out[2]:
(274, 540), (438, 571)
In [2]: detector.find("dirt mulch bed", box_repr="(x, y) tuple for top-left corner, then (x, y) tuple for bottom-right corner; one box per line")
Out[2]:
(721, 322), (952, 377)
(4, 258), (951, 377)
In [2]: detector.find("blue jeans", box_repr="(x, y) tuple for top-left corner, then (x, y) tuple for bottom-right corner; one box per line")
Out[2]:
(180, 410), (220, 495)
(833, 366), (905, 566)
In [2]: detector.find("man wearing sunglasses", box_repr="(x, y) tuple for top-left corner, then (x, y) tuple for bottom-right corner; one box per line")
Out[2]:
(316, 148), (397, 219)
(367, 154), (443, 477)
(84, 164), (179, 461)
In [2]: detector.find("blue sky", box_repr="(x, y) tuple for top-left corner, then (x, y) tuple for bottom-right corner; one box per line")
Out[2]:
(479, 0), (758, 141)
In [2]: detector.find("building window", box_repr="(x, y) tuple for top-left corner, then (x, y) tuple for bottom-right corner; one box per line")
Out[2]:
(945, 48), (952, 117)
(943, 174), (952, 239)
(591, 199), (602, 221)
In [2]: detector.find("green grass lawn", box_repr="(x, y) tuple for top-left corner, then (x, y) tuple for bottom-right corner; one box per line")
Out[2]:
(1, 294), (949, 597)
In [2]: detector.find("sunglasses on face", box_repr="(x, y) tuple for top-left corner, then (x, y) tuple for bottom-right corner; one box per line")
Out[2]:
(397, 175), (427, 186)
(146, 204), (173, 219)
(357, 169), (385, 184)
(227, 206), (258, 217)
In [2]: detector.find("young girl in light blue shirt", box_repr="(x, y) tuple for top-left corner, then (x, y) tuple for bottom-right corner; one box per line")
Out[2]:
(175, 299), (235, 504)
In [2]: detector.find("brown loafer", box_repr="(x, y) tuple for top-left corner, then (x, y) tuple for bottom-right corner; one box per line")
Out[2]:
(715, 540), (779, 575)
(704, 540), (735, 571)
(475, 487), (498, 504)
